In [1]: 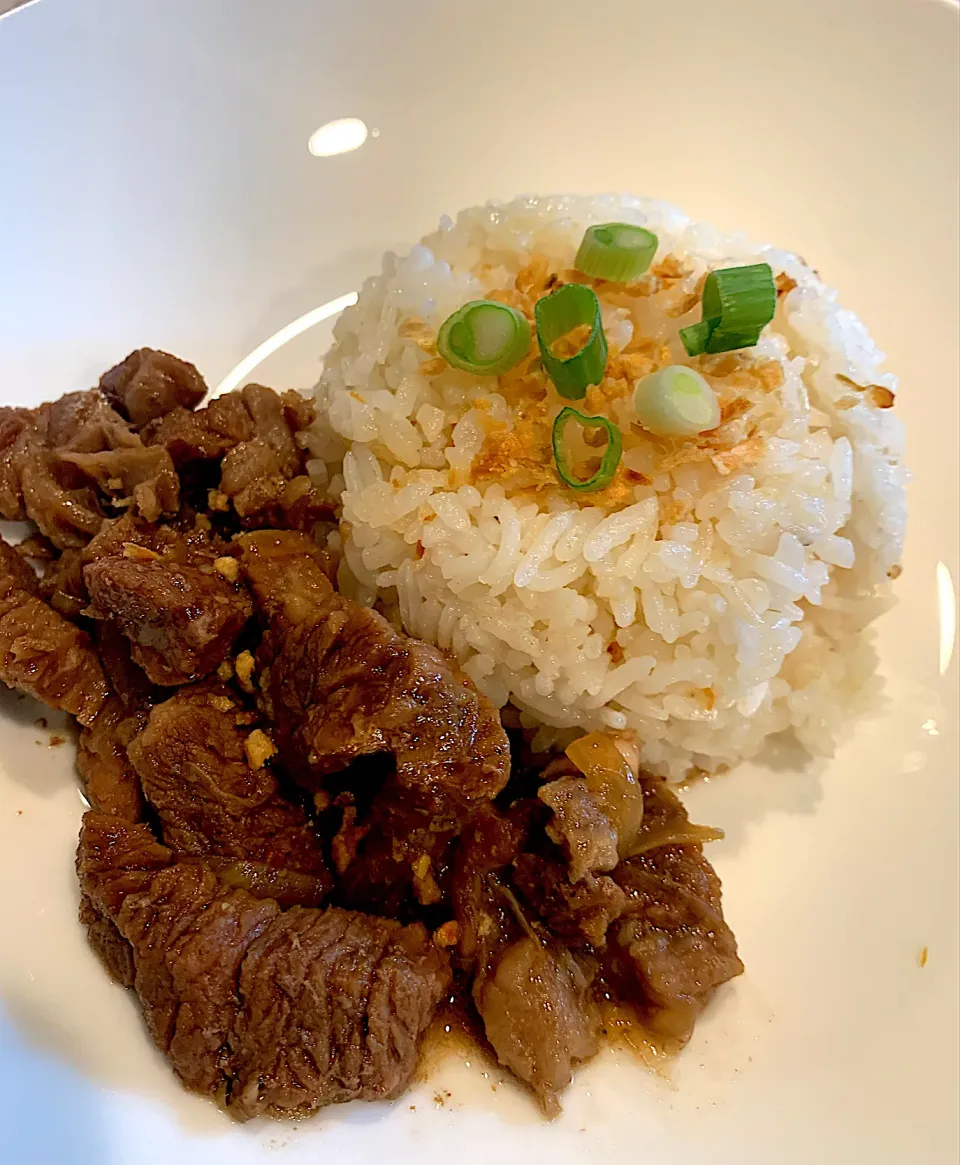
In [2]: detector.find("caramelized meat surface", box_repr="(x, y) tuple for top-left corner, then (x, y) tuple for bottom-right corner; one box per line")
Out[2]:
(84, 544), (252, 685)
(99, 349), (208, 429)
(77, 813), (451, 1116)
(238, 530), (510, 802)
(77, 696), (146, 821)
(605, 777), (743, 1045)
(0, 536), (108, 725)
(127, 684), (331, 895)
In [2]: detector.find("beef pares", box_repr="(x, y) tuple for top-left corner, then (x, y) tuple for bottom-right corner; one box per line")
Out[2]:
(238, 530), (510, 803)
(512, 853), (626, 949)
(144, 383), (328, 530)
(127, 684), (331, 903)
(451, 804), (600, 1115)
(77, 696), (146, 821)
(0, 536), (108, 724)
(605, 776), (743, 1045)
(84, 542), (251, 685)
(1, 391), (180, 547)
(76, 813), (451, 1117)
(99, 349), (208, 429)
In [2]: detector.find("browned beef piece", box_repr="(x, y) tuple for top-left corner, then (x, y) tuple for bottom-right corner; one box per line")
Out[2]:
(221, 444), (333, 532)
(99, 349), (208, 429)
(127, 684), (331, 895)
(145, 383), (312, 471)
(451, 806), (598, 1114)
(0, 536), (108, 725)
(0, 406), (33, 519)
(474, 935), (599, 1117)
(77, 813), (451, 1115)
(79, 895), (136, 988)
(84, 546), (252, 685)
(238, 530), (510, 802)
(143, 392), (255, 466)
(77, 812), (173, 917)
(122, 861), (280, 1095)
(93, 622), (156, 711)
(55, 445), (179, 523)
(512, 853), (626, 949)
(605, 776), (743, 1046)
(144, 383), (325, 529)
(334, 776), (463, 917)
(230, 905), (450, 1119)
(16, 442), (104, 547)
(2, 390), (179, 546)
(538, 773), (619, 882)
(77, 696), (146, 821)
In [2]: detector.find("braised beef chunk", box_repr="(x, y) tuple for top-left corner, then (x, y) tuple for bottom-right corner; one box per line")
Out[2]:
(229, 906), (451, 1118)
(99, 349), (208, 429)
(0, 390), (182, 547)
(334, 776), (463, 917)
(238, 530), (510, 801)
(77, 697), (146, 821)
(538, 773), (619, 882)
(0, 536), (108, 724)
(56, 444), (179, 523)
(513, 854), (626, 949)
(0, 406), (33, 519)
(76, 813), (451, 1114)
(121, 862), (280, 1095)
(77, 812), (173, 918)
(451, 804), (599, 1114)
(143, 390), (255, 466)
(127, 684), (331, 895)
(84, 545), (252, 685)
(145, 384), (312, 472)
(605, 777), (743, 1045)
(474, 936), (600, 1117)
(79, 895), (136, 988)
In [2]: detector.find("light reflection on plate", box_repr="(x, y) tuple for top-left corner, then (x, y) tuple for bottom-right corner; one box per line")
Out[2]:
(214, 293), (358, 397)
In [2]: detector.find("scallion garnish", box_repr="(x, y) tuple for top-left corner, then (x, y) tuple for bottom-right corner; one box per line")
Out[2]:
(679, 263), (776, 356)
(574, 223), (658, 283)
(633, 365), (720, 437)
(535, 284), (608, 400)
(552, 407), (622, 491)
(437, 300), (531, 375)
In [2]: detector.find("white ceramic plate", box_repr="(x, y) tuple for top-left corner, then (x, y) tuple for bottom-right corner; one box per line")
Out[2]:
(1, 1), (957, 1163)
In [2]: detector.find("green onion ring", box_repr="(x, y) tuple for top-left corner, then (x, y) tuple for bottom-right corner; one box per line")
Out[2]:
(574, 223), (658, 283)
(437, 300), (531, 375)
(552, 407), (623, 492)
(535, 283), (608, 400)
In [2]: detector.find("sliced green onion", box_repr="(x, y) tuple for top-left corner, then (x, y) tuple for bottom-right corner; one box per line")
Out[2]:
(437, 300), (531, 375)
(552, 407), (622, 491)
(535, 284), (608, 400)
(574, 223), (658, 283)
(679, 319), (716, 357)
(679, 263), (776, 356)
(633, 365), (720, 438)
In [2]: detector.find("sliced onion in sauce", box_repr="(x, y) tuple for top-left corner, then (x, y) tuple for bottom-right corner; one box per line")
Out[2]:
(624, 822), (724, 857)
(565, 731), (645, 857)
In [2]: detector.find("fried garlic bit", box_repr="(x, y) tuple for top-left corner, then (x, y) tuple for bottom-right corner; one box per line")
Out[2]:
(245, 728), (277, 770)
(234, 650), (256, 693)
(214, 555), (239, 582)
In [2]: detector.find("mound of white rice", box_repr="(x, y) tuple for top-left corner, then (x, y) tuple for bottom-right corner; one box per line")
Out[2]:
(306, 194), (906, 780)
